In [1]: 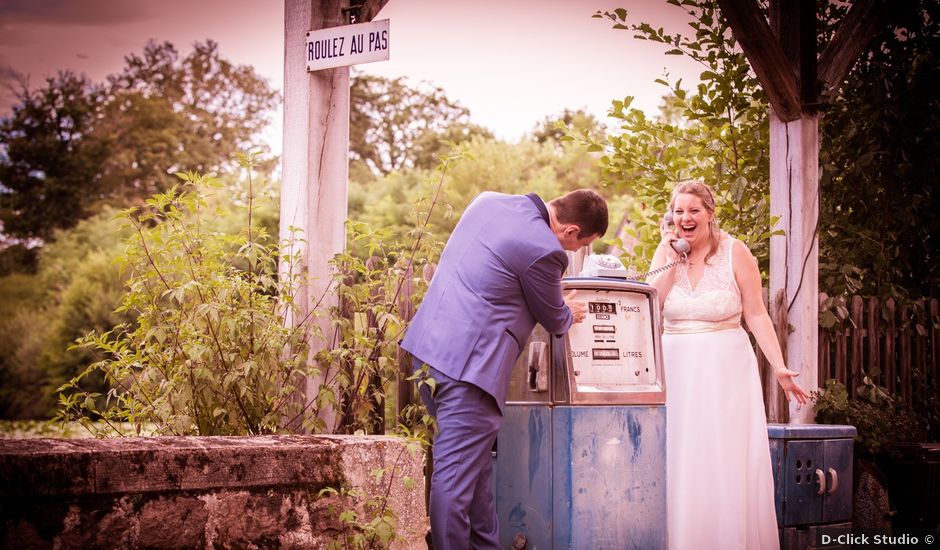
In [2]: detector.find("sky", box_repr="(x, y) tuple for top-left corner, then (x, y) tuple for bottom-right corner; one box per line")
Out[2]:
(0, 0), (704, 152)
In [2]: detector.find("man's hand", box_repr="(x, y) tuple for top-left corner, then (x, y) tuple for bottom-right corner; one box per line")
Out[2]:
(564, 289), (587, 324)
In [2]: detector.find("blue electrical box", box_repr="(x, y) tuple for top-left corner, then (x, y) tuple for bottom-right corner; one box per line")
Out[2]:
(767, 423), (856, 549)
(495, 273), (668, 549)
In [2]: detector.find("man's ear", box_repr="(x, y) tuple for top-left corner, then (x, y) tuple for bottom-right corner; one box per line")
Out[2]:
(565, 225), (581, 238)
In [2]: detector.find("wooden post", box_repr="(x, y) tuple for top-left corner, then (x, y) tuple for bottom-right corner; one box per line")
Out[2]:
(901, 304), (913, 404)
(396, 264), (417, 422)
(768, 0), (819, 425)
(885, 298), (897, 394)
(281, 0), (389, 432)
(717, 0), (881, 425)
(914, 300), (927, 404)
(365, 256), (385, 435)
(931, 298), (939, 402)
(282, 0), (351, 432)
(850, 295), (864, 393)
(867, 296), (880, 386)
(769, 110), (820, 424)
(817, 292), (830, 386)
(337, 272), (357, 433)
(765, 289), (787, 422)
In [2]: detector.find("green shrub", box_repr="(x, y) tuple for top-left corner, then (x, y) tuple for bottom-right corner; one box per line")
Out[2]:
(0, 299), (55, 418)
(814, 376), (935, 457)
(55, 155), (317, 435)
(54, 148), (457, 438)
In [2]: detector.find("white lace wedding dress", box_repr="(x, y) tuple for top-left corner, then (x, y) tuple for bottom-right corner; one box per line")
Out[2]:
(662, 234), (780, 550)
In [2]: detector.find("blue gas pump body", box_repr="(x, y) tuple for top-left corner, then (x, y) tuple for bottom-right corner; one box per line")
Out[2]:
(494, 277), (668, 549)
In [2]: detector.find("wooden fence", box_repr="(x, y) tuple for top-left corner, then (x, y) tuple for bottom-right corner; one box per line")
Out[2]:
(816, 294), (939, 404)
(758, 294), (939, 418)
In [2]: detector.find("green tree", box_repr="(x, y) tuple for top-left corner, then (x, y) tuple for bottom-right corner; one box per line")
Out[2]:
(0, 170), (281, 420)
(103, 40), (279, 197)
(349, 73), (491, 177)
(531, 108), (607, 145)
(0, 272), (48, 418)
(817, 0), (940, 298)
(0, 243), (37, 276)
(590, 3), (774, 274)
(55, 158), (313, 435)
(53, 151), (446, 437)
(0, 72), (110, 241)
(593, 0), (940, 300)
(0, 208), (130, 418)
(352, 135), (604, 250)
(0, 40), (278, 243)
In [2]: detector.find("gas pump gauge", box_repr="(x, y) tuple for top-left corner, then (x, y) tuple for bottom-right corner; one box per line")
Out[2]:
(560, 278), (666, 405)
(506, 277), (666, 406)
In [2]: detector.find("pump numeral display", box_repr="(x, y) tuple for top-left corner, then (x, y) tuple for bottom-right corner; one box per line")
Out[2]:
(588, 302), (617, 314)
(592, 348), (619, 360)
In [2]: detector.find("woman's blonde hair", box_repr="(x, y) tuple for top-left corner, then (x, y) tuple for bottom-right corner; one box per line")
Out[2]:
(669, 179), (721, 263)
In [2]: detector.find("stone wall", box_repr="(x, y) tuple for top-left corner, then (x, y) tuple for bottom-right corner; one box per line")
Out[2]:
(0, 435), (427, 549)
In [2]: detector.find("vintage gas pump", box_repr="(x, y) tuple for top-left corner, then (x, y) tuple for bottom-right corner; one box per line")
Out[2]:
(495, 255), (668, 549)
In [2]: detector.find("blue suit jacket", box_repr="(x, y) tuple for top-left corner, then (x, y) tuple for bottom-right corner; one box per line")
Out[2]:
(401, 192), (573, 412)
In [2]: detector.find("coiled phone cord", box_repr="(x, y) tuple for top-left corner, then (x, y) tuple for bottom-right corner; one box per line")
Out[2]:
(624, 252), (688, 282)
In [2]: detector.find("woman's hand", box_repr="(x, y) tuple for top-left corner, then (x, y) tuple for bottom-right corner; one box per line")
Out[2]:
(773, 367), (811, 404)
(658, 216), (682, 263)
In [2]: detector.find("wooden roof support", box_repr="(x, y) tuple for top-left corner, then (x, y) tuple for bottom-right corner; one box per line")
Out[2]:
(818, 0), (882, 97)
(715, 0), (801, 121)
(719, 0), (882, 118)
(356, 0), (388, 23)
(345, 0), (389, 25)
(769, 0), (817, 108)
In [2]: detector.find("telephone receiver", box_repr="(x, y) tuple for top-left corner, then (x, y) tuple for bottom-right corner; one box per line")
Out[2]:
(663, 212), (692, 255)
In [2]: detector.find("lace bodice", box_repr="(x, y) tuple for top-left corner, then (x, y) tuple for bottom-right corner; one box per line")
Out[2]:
(662, 234), (742, 333)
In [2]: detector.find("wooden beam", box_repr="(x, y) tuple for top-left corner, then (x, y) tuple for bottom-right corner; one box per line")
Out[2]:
(769, 0), (818, 108)
(716, 0), (802, 121)
(355, 0), (389, 24)
(818, 0), (882, 97)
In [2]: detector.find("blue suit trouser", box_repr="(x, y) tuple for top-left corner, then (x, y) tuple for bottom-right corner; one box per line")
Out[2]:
(419, 365), (502, 550)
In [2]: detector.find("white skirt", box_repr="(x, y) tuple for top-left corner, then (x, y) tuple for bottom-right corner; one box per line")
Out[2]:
(664, 327), (780, 550)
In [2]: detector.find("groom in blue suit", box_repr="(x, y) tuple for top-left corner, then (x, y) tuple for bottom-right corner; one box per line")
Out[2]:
(402, 189), (608, 549)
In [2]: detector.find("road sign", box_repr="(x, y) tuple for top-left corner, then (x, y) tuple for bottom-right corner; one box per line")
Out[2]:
(306, 19), (389, 71)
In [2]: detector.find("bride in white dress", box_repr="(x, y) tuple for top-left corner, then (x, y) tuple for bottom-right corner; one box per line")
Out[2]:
(647, 181), (811, 550)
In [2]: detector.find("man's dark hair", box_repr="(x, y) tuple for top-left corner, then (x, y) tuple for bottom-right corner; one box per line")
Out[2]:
(550, 189), (608, 239)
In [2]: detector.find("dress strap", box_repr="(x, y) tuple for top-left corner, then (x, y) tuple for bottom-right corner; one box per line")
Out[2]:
(726, 236), (741, 295)
(726, 234), (735, 264)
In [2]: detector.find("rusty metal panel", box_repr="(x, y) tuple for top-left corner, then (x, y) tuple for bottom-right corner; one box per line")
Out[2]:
(552, 406), (666, 549)
(496, 405), (553, 549)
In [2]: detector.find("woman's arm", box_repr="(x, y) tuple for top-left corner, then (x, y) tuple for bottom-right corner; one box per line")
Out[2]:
(733, 239), (811, 404)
